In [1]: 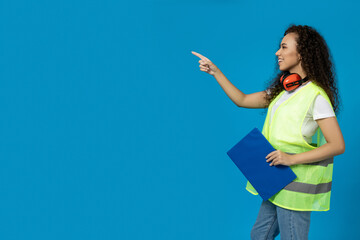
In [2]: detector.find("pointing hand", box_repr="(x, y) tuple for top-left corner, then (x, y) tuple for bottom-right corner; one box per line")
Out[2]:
(191, 51), (220, 76)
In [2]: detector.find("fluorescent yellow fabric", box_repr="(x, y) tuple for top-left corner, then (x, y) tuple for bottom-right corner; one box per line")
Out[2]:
(245, 82), (335, 211)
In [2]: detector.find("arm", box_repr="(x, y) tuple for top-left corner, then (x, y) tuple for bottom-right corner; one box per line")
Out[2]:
(290, 116), (345, 165)
(266, 116), (345, 166)
(192, 51), (267, 108)
(213, 70), (268, 109)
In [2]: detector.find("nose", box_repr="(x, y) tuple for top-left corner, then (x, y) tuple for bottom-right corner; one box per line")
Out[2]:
(275, 49), (280, 56)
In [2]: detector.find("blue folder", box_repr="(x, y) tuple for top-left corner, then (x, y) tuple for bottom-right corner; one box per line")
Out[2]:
(227, 128), (297, 200)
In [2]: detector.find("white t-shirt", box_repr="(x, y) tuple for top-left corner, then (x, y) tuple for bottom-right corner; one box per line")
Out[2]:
(266, 81), (335, 143)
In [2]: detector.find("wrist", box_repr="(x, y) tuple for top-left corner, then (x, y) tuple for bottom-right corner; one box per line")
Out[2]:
(213, 68), (222, 77)
(289, 154), (297, 166)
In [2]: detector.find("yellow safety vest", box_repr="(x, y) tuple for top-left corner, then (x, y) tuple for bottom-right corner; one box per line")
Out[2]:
(246, 82), (335, 211)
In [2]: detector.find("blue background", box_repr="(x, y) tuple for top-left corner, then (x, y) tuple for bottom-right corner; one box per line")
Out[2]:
(0, 0), (359, 239)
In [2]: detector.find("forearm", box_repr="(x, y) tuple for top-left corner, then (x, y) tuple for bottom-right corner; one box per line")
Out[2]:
(291, 143), (345, 165)
(213, 70), (245, 107)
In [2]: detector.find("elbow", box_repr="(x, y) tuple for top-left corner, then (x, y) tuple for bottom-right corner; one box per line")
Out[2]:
(235, 99), (243, 108)
(339, 144), (345, 155)
(337, 142), (345, 155)
(235, 102), (243, 108)
(328, 142), (345, 155)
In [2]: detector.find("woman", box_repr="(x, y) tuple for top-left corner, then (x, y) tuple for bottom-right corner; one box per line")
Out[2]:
(191, 24), (345, 239)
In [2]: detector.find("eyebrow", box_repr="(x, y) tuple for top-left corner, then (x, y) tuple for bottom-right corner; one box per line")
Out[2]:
(280, 43), (287, 46)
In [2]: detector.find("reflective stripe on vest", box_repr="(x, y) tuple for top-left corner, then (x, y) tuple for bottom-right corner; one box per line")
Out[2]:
(284, 180), (332, 194)
(286, 153), (334, 167)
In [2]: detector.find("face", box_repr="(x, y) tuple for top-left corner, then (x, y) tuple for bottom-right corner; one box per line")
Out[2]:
(275, 33), (302, 73)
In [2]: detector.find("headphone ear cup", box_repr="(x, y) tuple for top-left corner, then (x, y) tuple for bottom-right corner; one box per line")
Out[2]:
(282, 73), (302, 91)
(280, 71), (290, 88)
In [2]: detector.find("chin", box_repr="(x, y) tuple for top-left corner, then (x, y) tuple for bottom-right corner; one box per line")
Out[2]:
(279, 66), (289, 72)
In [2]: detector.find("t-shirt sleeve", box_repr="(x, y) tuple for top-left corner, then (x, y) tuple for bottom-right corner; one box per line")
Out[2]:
(265, 88), (271, 95)
(312, 94), (336, 120)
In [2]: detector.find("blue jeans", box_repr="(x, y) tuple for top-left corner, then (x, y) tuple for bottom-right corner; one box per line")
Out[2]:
(250, 200), (311, 240)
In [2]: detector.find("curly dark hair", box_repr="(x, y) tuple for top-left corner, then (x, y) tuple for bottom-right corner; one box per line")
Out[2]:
(264, 24), (341, 115)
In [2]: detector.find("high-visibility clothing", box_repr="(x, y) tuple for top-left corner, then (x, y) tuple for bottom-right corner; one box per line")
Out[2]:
(246, 82), (334, 211)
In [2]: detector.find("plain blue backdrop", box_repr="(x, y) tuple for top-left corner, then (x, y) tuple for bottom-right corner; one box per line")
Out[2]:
(0, 0), (359, 239)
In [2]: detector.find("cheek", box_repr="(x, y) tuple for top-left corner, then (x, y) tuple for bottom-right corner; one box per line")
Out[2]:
(285, 52), (298, 63)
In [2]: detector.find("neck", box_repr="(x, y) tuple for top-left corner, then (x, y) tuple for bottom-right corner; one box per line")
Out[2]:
(289, 71), (306, 79)
(289, 66), (306, 79)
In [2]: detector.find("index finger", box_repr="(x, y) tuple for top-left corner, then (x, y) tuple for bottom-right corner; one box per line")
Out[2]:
(266, 150), (276, 158)
(191, 51), (209, 61)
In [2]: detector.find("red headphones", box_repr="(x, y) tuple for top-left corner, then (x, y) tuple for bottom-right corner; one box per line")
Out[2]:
(280, 71), (309, 91)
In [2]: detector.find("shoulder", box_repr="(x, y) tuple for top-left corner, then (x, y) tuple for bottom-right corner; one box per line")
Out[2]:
(309, 82), (332, 103)
(311, 94), (335, 120)
(303, 82), (335, 120)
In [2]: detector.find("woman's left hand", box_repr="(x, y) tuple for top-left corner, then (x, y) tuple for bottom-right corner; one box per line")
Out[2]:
(266, 150), (295, 166)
